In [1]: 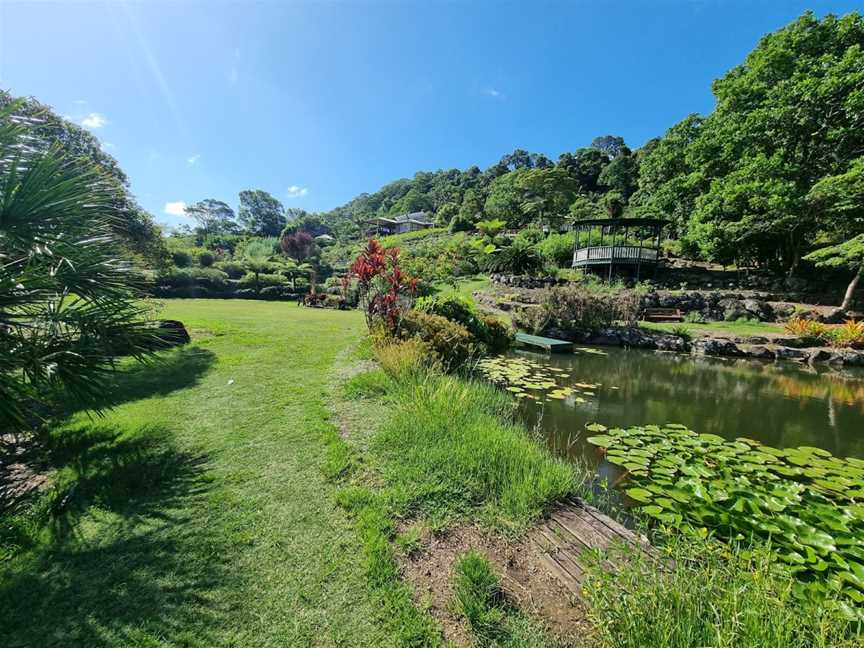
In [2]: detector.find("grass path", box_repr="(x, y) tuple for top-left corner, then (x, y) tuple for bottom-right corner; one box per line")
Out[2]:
(1, 300), (387, 647)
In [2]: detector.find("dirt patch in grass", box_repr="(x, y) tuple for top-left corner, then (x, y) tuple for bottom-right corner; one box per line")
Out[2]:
(0, 434), (51, 508)
(398, 522), (591, 646)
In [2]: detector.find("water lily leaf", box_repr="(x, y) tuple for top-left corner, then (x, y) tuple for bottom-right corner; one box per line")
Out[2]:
(626, 488), (653, 503)
(585, 423), (607, 433)
(586, 435), (615, 448)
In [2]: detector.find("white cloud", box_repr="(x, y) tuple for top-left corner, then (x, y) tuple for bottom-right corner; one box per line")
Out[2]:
(164, 201), (187, 217)
(186, 154), (201, 167)
(81, 112), (108, 129)
(481, 86), (504, 99)
(286, 185), (308, 198)
(100, 141), (116, 151)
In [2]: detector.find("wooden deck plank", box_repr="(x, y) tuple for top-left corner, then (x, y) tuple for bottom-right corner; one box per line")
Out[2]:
(531, 499), (655, 598)
(514, 332), (574, 353)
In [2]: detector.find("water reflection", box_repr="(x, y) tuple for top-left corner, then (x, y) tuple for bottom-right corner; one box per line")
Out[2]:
(514, 347), (864, 463)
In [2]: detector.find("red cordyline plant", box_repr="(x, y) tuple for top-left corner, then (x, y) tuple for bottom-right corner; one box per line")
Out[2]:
(349, 239), (417, 332)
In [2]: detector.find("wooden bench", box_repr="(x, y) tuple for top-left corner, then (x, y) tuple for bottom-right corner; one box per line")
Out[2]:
(642, 307), (684, 323)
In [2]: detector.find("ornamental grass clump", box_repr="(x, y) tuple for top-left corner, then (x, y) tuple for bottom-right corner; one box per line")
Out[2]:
(374, 369), (576, 528)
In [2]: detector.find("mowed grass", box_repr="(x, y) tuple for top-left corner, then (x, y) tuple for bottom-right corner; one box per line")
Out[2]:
(641, 319), (785, 337)
(0, 300), (390, 647)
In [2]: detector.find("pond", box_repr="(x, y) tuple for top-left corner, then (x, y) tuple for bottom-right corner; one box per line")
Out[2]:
(504, 346), (864, 464)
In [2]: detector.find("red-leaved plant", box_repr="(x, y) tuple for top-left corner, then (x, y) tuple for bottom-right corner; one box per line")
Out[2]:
(349, 239), (417, 331)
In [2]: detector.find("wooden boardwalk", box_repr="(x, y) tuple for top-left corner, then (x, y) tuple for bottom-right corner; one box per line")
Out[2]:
(531, 498), (656, 597)
(515, 332), (574, 353)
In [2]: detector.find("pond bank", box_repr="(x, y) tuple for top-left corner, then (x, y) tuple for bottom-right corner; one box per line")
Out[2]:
(547, 325), (864, 366)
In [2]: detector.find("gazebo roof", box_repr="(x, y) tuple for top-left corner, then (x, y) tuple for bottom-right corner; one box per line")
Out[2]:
(570, 217), (669, 227)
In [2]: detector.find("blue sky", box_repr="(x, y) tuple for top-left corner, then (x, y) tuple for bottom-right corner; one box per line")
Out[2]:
(0, 1), (860, 228)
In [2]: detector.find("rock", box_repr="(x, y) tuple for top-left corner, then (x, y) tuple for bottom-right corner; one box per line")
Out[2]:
(769, 302), (797, 321)
(774, 347), (808, 361)
(718, 298), (749, 321)
(692, 338), (744, 357)
(745, 336), (770, 345)
(148, 319), (190, 348)
(808, 349), (833, 364)
(742, 298), (773, 322)
(829, 350), (864, 366)
(822, 308), (847, 324)
(745, 345), (775, 360)
(655, 335), (690, 353)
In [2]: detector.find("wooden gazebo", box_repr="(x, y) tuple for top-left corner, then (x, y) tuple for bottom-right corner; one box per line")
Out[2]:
(571, 217), (668, 281)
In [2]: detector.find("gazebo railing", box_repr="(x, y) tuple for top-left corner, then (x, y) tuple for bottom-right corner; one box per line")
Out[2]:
(573, 246), (659, 264)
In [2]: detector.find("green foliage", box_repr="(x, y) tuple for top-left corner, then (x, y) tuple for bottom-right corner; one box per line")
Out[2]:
(0, 101), (156, 431)
(172, 250), (193, 268)
(155, 267), (231, 292)
(371, 359), (576, 528)
(415, 294), (512, 353)
(237, 272), (289, 289)
(535, 231), (576, 268)
(635, 12), (864, 271)
(214, 261), (246, 279)
(512, 227), (545, 247)
(516, 284), (642, 333)
(449, 212), (475, 233)
(586, 423), (864, 617)
(482, 241), (544, 275)
(453, 551), (506, 643)
(238, 189), (287, 237)
(184, 199), (239, 237)
(197, 251), (215, 267)
(585, 535), (857, 648)
(396, 310), (479, 370)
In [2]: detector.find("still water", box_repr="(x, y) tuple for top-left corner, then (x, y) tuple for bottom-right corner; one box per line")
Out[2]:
(513, 346), (864, 463)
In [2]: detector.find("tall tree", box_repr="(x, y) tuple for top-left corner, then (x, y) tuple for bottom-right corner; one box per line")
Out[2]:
(804, 157), (864, 309)
(517, 168), (579, 228)
(639, 12), (864, 273)
(239, 189), (287, 236)
(598, 146), (640, 199)
(591, 135), (626, 158)
(557, 148), (610, 193)
(184, 199), (239, 236)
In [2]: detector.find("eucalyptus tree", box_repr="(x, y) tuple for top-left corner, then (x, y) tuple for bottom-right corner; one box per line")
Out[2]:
(0, 101), (155, 432)
(239, 189), (287, 237)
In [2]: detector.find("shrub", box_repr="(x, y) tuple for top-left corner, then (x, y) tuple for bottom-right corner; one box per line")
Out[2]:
(683, 311), (706, 324)
(349, 239), (417, 332)
(453, 551), (506, 642)
(396, 310), (478, 370)
(449, 212), (474, 233)
(155, 267), (230, 292)
(829, 319), (864, 349)
(481, 241), (544, 275)
(415, 293), (512, 354)
(535, 231), (576, 268)
(374, 338), (435, 381)
(214, 261), (245, 279)
(197, 251), (215, 267)
(172, 250), (193, 268)
(512, 227), (545, 247)
(785, 317), (831, 341)
(237, 272), (288, 289)
(515, 284), (642, 334)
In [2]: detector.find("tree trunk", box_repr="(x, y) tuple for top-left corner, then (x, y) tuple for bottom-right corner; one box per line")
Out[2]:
(840, 265), (862, 312)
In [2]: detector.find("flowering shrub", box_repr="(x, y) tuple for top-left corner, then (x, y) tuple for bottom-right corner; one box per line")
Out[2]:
(784, 317), (864, 348)
(349, 239), (417, 331)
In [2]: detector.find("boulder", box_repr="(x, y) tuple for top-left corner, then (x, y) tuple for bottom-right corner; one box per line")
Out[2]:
(655, 335), (690, 353)
(745, 345), (775, 360)
(692, 338), (744, 357)
(718, 298), (749, 321)
(147, 320), (190, 349)
(808, 349), (833, 364)
(742, 298), (773, 322)
(829, 350), (864, 366)
(774, 347), (808, 361)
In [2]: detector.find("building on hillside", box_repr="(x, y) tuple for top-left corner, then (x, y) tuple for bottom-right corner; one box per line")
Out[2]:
(365, 211), (434, 237)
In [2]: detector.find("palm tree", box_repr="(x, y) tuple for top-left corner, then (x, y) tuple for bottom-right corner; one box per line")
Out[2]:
(0, 101), (155, 433)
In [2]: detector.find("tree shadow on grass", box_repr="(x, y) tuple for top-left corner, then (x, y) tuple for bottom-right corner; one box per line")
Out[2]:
(0, 423), (239, 647)
(52, 345), (217, 419)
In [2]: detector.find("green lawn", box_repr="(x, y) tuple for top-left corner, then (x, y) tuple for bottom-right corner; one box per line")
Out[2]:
(640, 319), (785, 337)
(0, 301), (389, 647)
